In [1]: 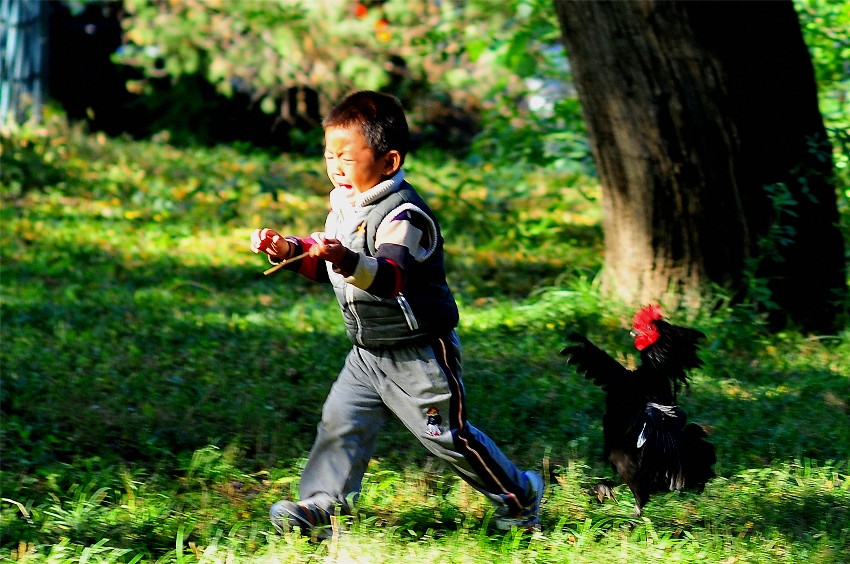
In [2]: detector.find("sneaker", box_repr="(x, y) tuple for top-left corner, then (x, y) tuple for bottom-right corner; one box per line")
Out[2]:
(494, 471), (544, 531)
(270, 500), (333, 540)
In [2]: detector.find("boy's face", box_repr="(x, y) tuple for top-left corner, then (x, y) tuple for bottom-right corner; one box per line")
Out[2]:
(324, 126), (400, 193)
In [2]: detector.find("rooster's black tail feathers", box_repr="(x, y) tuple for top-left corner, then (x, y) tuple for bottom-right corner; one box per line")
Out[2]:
(627, 403), (716, 494)
(681, 423), (717, 492)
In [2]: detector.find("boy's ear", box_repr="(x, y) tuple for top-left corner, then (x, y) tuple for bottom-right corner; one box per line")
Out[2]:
(382, 150), (402, 176)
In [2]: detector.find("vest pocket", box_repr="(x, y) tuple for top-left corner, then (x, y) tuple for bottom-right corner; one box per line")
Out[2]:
(396, 293), (419, 331)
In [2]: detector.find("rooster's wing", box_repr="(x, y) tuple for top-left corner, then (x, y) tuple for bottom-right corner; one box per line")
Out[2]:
(561, 331), (631, 390)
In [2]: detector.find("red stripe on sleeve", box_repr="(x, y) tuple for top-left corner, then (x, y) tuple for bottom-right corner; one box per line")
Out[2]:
(384, 258), (407, 296)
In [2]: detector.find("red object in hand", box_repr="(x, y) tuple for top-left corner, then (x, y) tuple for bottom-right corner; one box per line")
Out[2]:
(251, 228), (286, 256)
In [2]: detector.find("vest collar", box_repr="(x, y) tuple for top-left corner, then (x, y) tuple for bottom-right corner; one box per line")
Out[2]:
(355, 169), (405, 207)
(329, 170), (406, 213)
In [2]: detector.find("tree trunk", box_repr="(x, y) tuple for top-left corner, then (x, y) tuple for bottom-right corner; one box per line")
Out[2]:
(554, 0), (846, 331)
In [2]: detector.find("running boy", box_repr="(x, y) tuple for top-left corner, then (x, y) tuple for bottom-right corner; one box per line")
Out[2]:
(251, 91), (543, 538)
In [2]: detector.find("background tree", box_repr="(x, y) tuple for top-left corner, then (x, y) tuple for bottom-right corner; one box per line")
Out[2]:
(553, 0), (847, 331)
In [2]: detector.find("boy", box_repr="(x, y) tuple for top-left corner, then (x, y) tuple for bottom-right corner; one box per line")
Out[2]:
(251, 91), (543, 538)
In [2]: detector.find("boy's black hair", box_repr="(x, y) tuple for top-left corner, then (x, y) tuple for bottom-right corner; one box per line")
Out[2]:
(323, 91), (410, 164)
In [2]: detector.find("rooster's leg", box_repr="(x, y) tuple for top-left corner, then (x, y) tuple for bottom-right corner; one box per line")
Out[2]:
(630, 488), (649, 516)
(609, 450), (646, 515)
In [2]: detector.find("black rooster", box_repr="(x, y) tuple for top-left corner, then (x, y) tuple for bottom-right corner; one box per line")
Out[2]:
(561, 304), (716, 515)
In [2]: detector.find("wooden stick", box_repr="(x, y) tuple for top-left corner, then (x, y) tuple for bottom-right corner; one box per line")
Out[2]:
(263, 251), (310, 275)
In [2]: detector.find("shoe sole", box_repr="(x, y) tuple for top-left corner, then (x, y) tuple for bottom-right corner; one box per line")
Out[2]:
(274, 502), (333, 540)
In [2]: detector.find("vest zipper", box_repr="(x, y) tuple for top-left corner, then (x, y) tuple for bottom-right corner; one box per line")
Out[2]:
(346, 283), (365, 346)
(396, 293), (419, 331)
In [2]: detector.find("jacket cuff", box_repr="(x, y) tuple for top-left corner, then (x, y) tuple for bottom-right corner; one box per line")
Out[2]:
(332, 248), (360, 277)
(341, 252), (378, 289)
(268, 237), (302, 265)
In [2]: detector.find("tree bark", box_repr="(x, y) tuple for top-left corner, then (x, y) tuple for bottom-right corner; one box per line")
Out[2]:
(554, 0), (846, 331)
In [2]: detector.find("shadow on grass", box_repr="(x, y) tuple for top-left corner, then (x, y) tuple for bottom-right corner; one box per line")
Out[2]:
(1, 244), (344, 469)
(749, 488), (849, 545)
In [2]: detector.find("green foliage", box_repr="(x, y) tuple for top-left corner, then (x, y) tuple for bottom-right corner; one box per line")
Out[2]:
(794, 0), (850, 203)
(2, 119), (849, 561)
(0, 110), (69, 198)
(116, 2), (519, 121)
(468, 0), (594, 174)
(794, 0), (850, 121)
(111, 0), (589, 160)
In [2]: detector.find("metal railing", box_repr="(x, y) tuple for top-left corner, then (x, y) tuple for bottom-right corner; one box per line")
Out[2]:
(1, 0), (45, 126)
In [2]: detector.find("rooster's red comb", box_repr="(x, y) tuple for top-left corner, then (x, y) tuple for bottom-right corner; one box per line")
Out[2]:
(633, 304), (663, 328)
(632, 304), (663, 351)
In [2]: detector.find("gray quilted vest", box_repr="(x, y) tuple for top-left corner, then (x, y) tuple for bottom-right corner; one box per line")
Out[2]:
(326, 182), (459, 348)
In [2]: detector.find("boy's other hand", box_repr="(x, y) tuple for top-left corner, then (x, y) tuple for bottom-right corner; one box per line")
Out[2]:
(309, 236), (346, 266)
(251, 228), (290, 258)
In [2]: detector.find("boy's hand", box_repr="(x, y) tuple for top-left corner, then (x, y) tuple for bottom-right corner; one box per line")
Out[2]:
(309, 236), (347, 266)
(251, 228), (290, 258)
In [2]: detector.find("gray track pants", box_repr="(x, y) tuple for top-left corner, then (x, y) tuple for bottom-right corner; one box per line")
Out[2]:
(296, 330), (534, 516)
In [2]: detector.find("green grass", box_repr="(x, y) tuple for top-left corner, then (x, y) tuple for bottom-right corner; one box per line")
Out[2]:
(1, 120), (849, 562)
